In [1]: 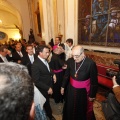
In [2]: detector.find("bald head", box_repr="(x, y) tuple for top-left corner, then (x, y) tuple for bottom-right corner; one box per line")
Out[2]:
(72, 45), (84, 55)
(72, 45), (85, 63)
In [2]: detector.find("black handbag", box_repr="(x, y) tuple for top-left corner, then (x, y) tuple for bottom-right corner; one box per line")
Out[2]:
(101, 93), (120, 120)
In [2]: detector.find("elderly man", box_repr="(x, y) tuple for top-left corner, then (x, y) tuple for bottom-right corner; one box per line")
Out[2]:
(61, 45), (98, 120)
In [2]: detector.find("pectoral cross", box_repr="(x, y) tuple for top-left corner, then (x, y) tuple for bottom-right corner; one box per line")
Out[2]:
(74, 73), (78, 78)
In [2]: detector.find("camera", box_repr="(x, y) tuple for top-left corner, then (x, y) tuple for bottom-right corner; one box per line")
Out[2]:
(106, 59), (120, 85)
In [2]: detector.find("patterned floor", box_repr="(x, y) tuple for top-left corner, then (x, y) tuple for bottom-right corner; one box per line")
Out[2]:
(50, 99), (63, 120)
(50, 86), (108, 120)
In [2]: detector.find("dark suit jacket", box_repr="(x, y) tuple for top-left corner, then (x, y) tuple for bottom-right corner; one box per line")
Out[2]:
(12, 50), (27, 63)
(59, 43), (65, 62)
(32, 57), (53, 96)
(0, 55), (13, 62)
(21, 54), (37, 76)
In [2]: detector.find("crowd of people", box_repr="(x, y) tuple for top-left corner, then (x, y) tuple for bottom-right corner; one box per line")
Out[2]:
(0, 37), (120, 120)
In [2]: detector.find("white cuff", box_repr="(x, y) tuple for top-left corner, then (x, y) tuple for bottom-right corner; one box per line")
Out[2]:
(113, 84), (119, 88)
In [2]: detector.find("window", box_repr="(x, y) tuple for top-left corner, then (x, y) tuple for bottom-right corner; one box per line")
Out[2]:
(78, 0), (120, 47)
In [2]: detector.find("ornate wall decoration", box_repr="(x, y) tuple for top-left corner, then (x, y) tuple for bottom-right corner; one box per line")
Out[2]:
(0, 31), (6, 40)
(78, 0), (120, 47)
(85, 50), (120, 67)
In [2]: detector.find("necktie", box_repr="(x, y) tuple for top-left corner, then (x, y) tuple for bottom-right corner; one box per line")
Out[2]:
(30, 56), (34, 64)
(44, 60), (50, 71)
(18, 52), (23, 57)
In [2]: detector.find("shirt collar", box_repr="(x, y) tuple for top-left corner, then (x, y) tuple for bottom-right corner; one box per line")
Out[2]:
(28, 54), (34, 57)
(38, 56), (46, 64)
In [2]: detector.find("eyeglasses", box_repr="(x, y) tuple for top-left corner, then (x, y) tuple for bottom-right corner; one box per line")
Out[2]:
(72, 52), (83, 58)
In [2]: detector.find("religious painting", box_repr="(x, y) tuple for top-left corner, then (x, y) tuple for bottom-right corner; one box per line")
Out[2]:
(107, 0), (120, 47)
(78, 0), (120, 47)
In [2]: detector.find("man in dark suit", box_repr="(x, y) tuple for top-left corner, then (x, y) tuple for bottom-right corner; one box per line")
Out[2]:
(32, 45), (56, 120)
(28, 41), (39, 54)
(12, 44), (26, 64)
(21, 45), (37, 76)
(0, 45), (13, 62)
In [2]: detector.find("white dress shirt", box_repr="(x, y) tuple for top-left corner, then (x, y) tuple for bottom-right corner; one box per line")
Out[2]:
(17, 51), (23, 57)
(64, 43), (73, 61)
(28, 54), (34, 64)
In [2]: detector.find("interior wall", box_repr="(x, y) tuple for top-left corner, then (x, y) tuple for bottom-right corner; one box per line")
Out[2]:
(64, 0), (74, 41)
(0, 10), (19, 25)
(41, 0), (56, 44)
(28, 0), (42, 42)
(51, 0), (78, 44)
(41, 0), (49, 44)
(40, 0), (78, 44)
(0, 28), (19, 41)
(7, 0), (31, 41)
(0, 9), (20, 41)
(52, 0), (78, 44)
(56, 0), (65, 42)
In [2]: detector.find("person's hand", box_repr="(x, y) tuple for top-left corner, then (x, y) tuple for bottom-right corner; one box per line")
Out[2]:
(62, 64), (67, 69)
(29, 102), (35, 120)
(112, 76), (118, 86)
(48, 87), (53, 95)
(53, 74), (57, 83)
(17, 60), (21, 64)
(61, 87), (64, 95)
(89, 97), (95, 102)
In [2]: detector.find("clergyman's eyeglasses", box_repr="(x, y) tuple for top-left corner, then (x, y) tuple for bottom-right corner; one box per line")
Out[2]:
(72, 52), (83, 58)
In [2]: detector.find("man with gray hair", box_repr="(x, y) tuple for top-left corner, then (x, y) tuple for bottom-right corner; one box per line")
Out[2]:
(61, 45), (98, 120)
(0, 62), (34, 120)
